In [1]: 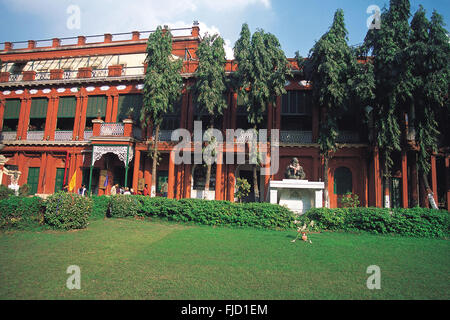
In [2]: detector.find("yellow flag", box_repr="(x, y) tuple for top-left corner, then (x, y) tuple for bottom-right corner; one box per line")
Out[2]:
(68, 171), (77, 192)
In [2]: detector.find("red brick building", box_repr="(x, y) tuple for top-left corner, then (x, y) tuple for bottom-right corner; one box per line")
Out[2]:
(0, 24), (448, 210)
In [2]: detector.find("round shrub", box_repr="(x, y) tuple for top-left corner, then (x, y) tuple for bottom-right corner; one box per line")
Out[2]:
(45, 192), (92, 230)
(108, 194), (141, 218)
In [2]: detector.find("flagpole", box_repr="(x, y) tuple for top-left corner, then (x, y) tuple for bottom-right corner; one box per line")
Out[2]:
(88, 148), (94, 195)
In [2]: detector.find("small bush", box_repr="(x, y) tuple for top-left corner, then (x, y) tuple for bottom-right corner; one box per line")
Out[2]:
(299, 207), (450, 238)
(44, 192), (92, 230)
(0, 196), (45, 230)
(108, 195), (141, 218)
(0, 185), (15, 200)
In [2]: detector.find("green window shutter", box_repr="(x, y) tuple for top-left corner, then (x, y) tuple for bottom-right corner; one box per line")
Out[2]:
(3, 99), (21, 120)
(29, 98), (48, 119)
(117, 94), (143, 122)
(54, 168), (65, 193)
(27, 167), (40, 195)
(57, 97), (77, 118)
(86, 96), (107, 118)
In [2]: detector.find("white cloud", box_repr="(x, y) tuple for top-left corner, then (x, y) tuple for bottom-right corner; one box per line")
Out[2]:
(4, 0), (271, 32)
(166, 20), (234, 59)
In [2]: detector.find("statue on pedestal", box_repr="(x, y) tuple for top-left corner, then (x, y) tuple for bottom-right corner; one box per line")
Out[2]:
(284, 157), (306, 180)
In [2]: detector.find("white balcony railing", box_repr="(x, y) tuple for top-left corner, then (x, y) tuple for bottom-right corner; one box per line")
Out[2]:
(9, 74), (23, 82)
(100, 123), (124, 136)
(91, 69), (109, 78)
(27, 131), (44, 141)
(0, 131), (17, 141)
(36, 72), (51, 81)
(83, 130), (93, 140)
(280, 131), (313, 143)
(54, 130), (73, 141)
(63, 70), (77, 80)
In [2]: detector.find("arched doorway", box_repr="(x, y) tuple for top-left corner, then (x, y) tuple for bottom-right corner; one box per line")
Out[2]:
(88, 145), (134, 195)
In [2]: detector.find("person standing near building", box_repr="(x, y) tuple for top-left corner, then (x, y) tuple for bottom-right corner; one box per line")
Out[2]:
(161, 181), (168, 198)
(110, 184), (118, 196)
(78, 184), (87, 196)
(143, 184), (150, 196)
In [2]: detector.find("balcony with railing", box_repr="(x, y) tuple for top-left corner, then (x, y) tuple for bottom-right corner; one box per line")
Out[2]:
(83, 130), (93, 140)
(90, 119), (134, 141)
(336, 131), (361, 143)
(54, 130), (73, 141)
(27, 131), (44, 141)
(280, 131), (313, 144)
(100, 123), (125, 136)
(0, 26), (198, 84)
(35, 72), (51, 81)
(0, 131), (17, 141)
(0, 65), (149, 84)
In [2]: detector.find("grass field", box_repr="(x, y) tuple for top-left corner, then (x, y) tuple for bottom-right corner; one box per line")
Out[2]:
(0, 218), (448, 300)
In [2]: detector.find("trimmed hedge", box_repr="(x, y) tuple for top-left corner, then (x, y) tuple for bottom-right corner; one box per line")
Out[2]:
(298, 207), (450, 238)
(108, 195), (141, 218)
(44, 192), (92, 230)
(0, 196), (45, 230)
(91, 195), (110, 220)
(2, 193), (448, 237)
(105, 195), (297, 230)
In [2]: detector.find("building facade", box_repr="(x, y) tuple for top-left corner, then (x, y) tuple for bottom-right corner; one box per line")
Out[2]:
(0, 24), (448, 210)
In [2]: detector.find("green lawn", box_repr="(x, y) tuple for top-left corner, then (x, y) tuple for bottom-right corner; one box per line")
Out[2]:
(0, 218), (448, 300)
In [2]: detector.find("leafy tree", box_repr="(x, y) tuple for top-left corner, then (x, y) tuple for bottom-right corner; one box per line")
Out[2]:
(142, 26), (183, 197)
(193, 33), (228, 196)
(363, 0), (412, 208)
(408, 7), (449, 208)
(234, 23), (291, 202)
(297, 9), (357, 208)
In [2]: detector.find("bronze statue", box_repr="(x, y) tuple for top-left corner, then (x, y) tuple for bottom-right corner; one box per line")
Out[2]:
(285, 157), (306, 180)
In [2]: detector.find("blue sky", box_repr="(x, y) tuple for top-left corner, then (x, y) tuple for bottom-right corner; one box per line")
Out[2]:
(0, 0), (448, 58)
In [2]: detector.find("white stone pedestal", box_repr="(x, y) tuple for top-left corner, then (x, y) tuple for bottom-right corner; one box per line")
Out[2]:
(8, 184), (19, 196)
(269, 179), (324, 215)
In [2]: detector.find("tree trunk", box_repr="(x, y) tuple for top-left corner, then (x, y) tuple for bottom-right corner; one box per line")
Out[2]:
(422, 172), (438, 209)
(323, 156), (329, 208)
(251, 125), (260, 203)
(383, 155), (390, 208)
(204, 118), (214, 200)
(204, 164), (211, 199)
(253, 164), (260, 202)
(151, 123), (160, 197)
